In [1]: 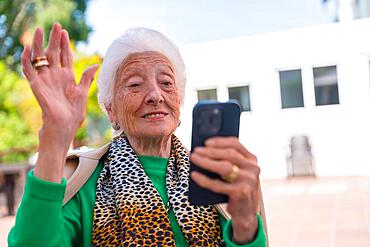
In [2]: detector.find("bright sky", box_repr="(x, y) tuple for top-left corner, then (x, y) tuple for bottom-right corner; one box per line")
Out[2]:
(85, 0), (333, 55)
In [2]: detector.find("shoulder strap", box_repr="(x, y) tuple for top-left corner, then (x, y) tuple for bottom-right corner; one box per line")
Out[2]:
(63, 143), (110, 205)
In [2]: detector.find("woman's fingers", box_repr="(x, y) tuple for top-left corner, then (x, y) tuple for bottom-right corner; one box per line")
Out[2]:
(60, 30), (73, 68)
(79, 64), (99, 92)
(205, 137), (257, 161)
(191, 171), (233, 195)
(45, 23), (62, 67)
(31, 28), (47, 73)
(193, 146), (257, 170)
(191, 165), (260, 202)
(192, 170), (259, 201)
(191, 151), (260, 182)
(21, 45), (36, 81)
(191, 152), (234, 178)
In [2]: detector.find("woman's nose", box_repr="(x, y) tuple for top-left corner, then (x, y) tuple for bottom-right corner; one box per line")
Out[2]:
(144, 83), (164, 105)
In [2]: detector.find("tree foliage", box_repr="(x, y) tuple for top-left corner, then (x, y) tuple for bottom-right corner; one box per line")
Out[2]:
(0, 0), (91, 69)
(0, 0), (112, 163)
(0, 61), (38, 162)
(0, 46), (110, 163)
(73, 47), (111, 146)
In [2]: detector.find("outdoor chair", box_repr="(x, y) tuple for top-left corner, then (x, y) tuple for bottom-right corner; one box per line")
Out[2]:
(286, 135), (315, 177)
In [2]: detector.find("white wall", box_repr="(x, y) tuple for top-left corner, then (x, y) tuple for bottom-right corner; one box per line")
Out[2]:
(176, 18), (370, 179)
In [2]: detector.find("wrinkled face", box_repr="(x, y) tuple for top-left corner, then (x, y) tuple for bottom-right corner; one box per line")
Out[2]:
(108, 51), (181, 140)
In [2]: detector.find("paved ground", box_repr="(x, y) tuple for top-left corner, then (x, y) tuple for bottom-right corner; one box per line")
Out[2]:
(0, 176), (369, 246)
(262, 176), (370, 247)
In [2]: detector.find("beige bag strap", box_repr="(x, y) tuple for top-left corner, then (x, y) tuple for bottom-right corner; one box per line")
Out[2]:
(63, 143), (110, 205)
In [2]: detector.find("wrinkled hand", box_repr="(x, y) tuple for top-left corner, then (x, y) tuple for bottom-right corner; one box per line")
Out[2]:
(22, 23), (98, 145)
(190, 137), (260, 244)
(22, 23), (99, 182)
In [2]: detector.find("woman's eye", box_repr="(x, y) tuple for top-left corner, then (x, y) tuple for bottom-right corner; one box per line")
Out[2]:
(126, 76), (143, 88)
(162, 80), (173, 86)
(128, 83), (141, 88)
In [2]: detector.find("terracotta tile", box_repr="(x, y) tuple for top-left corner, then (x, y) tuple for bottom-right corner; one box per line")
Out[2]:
(261, 177), (370, 247)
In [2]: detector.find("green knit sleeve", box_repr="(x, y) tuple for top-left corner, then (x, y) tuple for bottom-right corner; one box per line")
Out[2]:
(221, 214), (267, 247)
(7, 170), (81, 247)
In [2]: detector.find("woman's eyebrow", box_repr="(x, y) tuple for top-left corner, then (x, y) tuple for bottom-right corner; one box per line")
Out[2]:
(157, 70), (175, 80)
(160, 72), (175, 79)
(119, 67), (143, 80)
(157, 64), (175, 74)
(121, 67), (143, 75)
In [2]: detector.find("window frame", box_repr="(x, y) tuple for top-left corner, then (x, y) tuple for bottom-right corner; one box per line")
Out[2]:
(195, 86), (218, 101)
(278, 68), (305, 109)
(227, 83), (252, 112)
(312, 64), (340, 106)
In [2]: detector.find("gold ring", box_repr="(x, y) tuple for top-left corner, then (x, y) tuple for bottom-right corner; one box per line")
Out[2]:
(32, 59), (49, 69)
(222, 164), (239, 183)
(32, 56), (48, 64)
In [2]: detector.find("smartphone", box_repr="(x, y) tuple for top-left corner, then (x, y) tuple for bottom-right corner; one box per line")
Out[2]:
(189, 100), (241, 205)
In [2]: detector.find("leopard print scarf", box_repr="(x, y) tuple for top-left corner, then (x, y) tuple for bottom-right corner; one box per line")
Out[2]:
(92, 133), (222, 246)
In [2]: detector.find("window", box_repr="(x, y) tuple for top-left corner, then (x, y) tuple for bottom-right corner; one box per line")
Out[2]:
(228, 85), (251, 112)
(197, 88), (217, 101)
(313, 66), (340, 106)
(279, 69), (304, 108)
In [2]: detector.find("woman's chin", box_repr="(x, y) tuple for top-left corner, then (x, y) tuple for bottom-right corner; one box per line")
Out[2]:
(137, 127), (174, 140)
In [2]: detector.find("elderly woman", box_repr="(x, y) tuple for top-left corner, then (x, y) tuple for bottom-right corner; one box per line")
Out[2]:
(8, 23), (267, 246)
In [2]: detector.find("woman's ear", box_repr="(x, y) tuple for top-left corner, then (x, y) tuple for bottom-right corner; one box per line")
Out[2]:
(105, 104), (117, 123)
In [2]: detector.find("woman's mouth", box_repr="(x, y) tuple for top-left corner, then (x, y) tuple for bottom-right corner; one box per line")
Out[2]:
(142, 112), (168, 119)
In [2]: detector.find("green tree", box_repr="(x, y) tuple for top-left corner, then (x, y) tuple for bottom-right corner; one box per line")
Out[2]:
(0, 0), (91, 70)
(0, 0), (99, 163)
(73, 48), (112, 147)
(0, 61), (38, 162)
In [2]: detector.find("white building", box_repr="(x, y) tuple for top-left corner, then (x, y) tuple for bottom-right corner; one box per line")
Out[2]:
(176, 18), (370, 179)
(325, 0), (370, 21)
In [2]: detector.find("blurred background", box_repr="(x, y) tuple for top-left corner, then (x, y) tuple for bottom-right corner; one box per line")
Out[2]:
(1, 0), (370, 246)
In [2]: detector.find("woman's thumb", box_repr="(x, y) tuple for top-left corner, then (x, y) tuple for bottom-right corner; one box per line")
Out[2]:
(79, 64), (99, 90)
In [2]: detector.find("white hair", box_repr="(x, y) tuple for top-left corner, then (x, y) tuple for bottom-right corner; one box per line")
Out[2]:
(97, 27), (186, 116)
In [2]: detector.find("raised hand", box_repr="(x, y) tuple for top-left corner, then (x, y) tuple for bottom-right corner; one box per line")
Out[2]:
(22, 23), (99, 182)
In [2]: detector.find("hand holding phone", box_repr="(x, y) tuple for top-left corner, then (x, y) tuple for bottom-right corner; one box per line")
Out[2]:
(188, 100), (263, 243)
(189, 100), (241, 205)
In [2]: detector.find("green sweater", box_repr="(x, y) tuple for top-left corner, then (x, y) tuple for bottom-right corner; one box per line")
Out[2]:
(8, 155), (266, 246)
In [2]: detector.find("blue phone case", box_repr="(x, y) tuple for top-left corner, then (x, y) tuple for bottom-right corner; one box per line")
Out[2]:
(189, 100), (241, 205)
